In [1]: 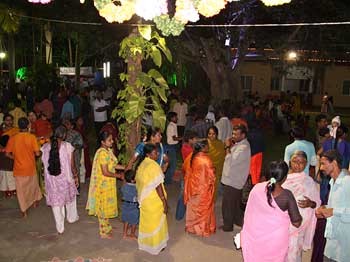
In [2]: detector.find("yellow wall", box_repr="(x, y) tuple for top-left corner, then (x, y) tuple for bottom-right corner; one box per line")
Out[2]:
(239, 61), (350, 108)
(238, 62), (280, 97)
(312, 65), (350, 108)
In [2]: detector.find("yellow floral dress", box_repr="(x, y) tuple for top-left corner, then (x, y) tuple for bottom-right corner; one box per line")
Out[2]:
(86, 148), (118, 218)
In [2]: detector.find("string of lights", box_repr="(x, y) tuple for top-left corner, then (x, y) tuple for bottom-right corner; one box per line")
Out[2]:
(12, 13), (350, 28)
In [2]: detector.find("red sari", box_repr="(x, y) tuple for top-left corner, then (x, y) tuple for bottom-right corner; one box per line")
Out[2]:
(184, 152), (216, 237)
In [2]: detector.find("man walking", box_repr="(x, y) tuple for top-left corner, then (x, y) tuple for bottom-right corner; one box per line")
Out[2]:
(5, 117), (42, 217)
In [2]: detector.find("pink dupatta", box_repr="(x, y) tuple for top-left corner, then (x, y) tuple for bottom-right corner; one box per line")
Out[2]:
(283, 172), (320, 250)
(241, 182), (290, 262)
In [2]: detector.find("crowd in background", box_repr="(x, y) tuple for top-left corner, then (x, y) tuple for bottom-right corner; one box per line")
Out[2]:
(0, 81), (349, 260)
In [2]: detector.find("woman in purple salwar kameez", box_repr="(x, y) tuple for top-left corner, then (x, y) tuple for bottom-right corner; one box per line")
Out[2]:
(41, 125), (79, 234)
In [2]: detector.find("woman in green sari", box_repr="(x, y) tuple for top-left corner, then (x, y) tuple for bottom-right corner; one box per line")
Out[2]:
(207, 126), (225, 199)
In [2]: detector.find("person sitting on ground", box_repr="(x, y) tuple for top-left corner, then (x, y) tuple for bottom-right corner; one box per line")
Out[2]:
(121, 169), (139, 240)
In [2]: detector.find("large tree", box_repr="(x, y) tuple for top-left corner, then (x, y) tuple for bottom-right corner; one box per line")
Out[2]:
(174, 0), (350, 100)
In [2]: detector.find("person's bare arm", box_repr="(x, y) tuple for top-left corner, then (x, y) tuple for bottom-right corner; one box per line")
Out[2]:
(101, 164), (123, 179)
(156, 184), (168, 214)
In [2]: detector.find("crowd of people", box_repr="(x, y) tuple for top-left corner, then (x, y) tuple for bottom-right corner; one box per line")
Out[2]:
(1, 84), (350, 261)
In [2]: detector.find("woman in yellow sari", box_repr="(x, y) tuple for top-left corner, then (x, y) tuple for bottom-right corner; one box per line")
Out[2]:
(86, 131), (125, 239)
(136, 143), (168, 255)
(207, 126), (225, 199)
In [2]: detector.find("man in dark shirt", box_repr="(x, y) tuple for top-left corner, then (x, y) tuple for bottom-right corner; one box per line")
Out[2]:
(190, 109), (213, 138)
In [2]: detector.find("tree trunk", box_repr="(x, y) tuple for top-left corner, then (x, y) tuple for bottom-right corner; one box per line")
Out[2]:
(8, 33), (16, 90)
(39, 24), (43, 63)
(32, 24), (36, 63)
(125, 28), (142, 158)
(44, 23), (53, 64)
(68, 32), (73, 67)
(74, 32), (80, 90)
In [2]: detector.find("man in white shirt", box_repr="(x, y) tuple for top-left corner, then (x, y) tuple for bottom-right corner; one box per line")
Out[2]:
(172, 95), (188, 137)
(221, 125), (251, 231)
(215, 107), (233, 142)
(91, 90), (109, 135)
(165, 112), (182, 184)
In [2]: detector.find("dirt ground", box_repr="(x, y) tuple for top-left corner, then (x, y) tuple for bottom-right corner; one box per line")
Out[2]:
(0, 180), (312, 262)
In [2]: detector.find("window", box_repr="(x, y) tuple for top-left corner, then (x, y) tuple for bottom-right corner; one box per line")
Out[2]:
(271, 77), (280, 91)
(342, 80), (350, 95)
(241, 75), (253, 92)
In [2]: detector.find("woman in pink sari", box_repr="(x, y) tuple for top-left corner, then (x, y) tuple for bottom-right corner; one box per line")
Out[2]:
(241, 160), (302, 262)
(283, 151), (320, 262)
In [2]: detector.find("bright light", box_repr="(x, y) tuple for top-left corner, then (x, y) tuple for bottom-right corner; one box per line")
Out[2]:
(80, 0), (85, 3)
(103, 62), (110, 78)
(287, 51), (297, 60)
(103, 62), (107, 78)
(107, 62), (110, 78)
(260, 0), (291, 6)
(28, 0), (52, 4)
(135, 0), (168, 21)
(0, 52), (6, 59)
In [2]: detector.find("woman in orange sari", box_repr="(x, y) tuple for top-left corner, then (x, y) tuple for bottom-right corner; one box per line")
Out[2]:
(184, 139), (216, 237)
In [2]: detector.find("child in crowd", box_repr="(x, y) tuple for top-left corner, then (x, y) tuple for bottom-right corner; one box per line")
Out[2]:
(121, 170), (139, 240)
(329, 115), (340, 138)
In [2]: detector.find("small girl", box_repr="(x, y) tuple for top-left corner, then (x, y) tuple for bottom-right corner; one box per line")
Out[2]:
(121, 170), (139, 240)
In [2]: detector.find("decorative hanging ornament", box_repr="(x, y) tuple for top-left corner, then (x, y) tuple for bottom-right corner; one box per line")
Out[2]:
(135, 0), (168, 21)
(97, 1), (135, 23)
(28, 0), (52, 3)
(196, 0), (228, 17)
(260, 0), (292, 6)
(175, 0), (199, 24)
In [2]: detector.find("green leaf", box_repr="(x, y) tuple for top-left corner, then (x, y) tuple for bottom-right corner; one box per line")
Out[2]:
(157, 38), (172, 62)
(120, 72), (128, 82)
(124, 94), (146, 123)
(138, 25), (152, 41)
(151, 95), (161, 110)
(152, 109), (166, 131)
(150, 46), (162, 67)
(137, 72), (152, 87)
(148, 69), (169, 90)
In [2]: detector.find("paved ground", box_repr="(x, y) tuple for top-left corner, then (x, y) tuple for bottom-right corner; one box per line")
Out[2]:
(0, 178), (313, 262)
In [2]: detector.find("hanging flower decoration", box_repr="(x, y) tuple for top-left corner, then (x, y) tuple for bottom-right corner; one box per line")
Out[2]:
(195, 0), (228, 17)
(135, 0), (168, 21)
(94, 0), (291, 36)
(174, 0), (199, 24)
(98, 2), (135, 23)
(153, 15), (185, 36)
(260, 0), (291, 6)
(28, 0), (52, 4)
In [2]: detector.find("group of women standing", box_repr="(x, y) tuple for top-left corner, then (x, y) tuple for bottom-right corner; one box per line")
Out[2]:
(85, 128), (169, 254)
